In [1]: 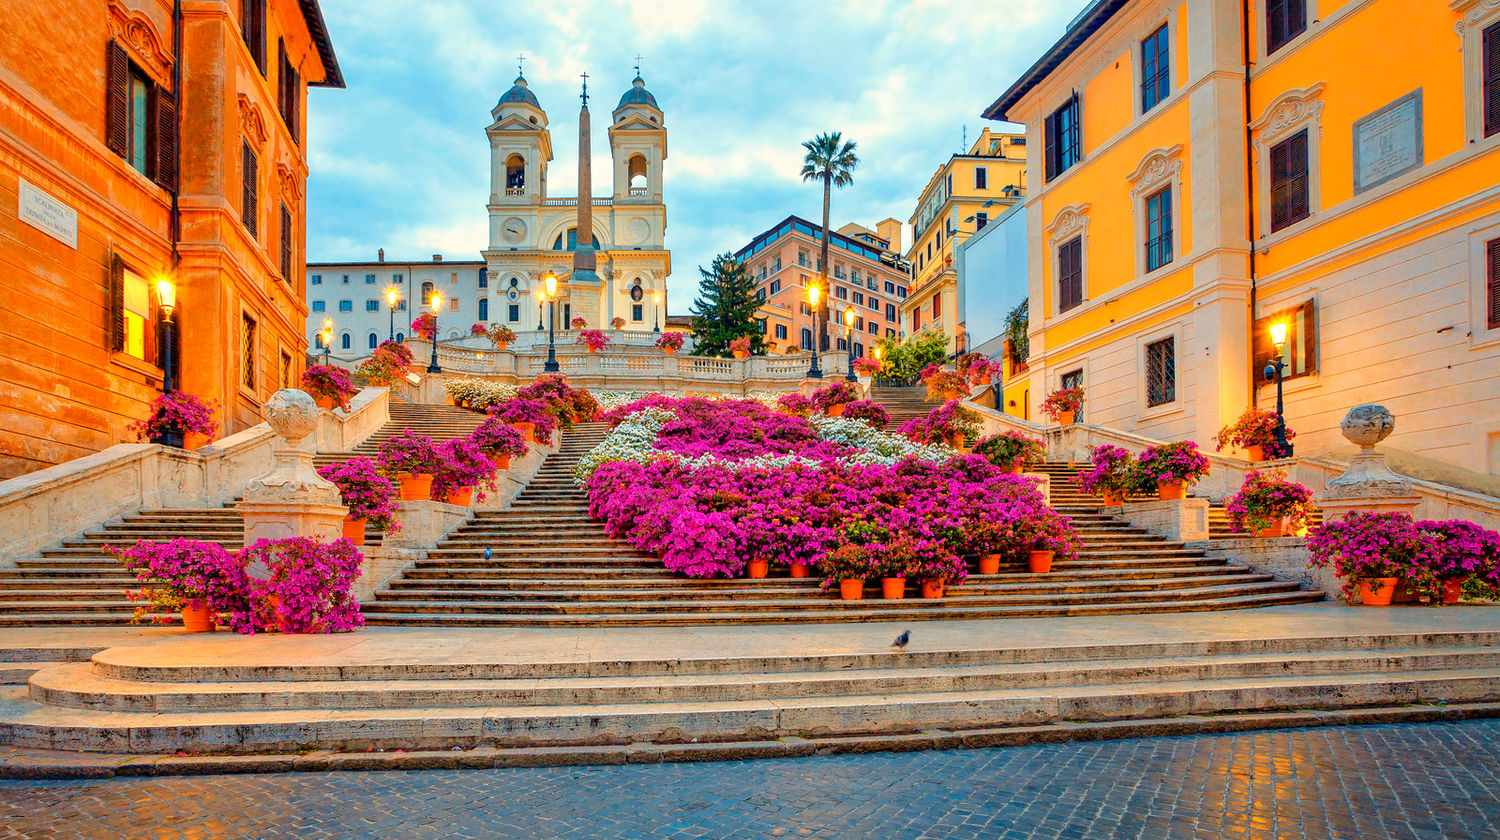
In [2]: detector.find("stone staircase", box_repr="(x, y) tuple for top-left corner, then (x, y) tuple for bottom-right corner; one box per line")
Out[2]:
(314, 401), (487, 468)
(869, 385), (930, 425)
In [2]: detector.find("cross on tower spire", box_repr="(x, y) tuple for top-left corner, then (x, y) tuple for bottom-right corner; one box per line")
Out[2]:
(516, 53), (525, 75)
(633, 54), (643, 75)
(580, 71), (589, 106)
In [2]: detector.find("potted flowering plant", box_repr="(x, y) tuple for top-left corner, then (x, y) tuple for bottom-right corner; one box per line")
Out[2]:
(241, 537), (364, 633)
(570, 316), (587, 329)
(128, 391), (219, 451)
(316, 457), (398, 545)
(377, 429), (442, 500)
(575, 329), (610, 353)
(431, 438), (495, 507)
(355, 345), (406, 387)
(115, 538), (253, 632)
(469, 322), (488, 337)
(841, 400), (890, 429)
(729, 336), (752, 359)
(470, 415), (529, 469)
(486, 323), (517, 350)
(1041, 388), (1084, 425)
(611, 316), (627, 330)
(852, 356), (882, 378)
(1135, 441), (1212, 499)
(811, 380), (860, 416)
(1225, 469), (1313, 537)
(897, 401), (981, 448)
(974, 431), (1046, 474)
(819, 530), (879, 600)
(921, 367), (969, 402)
(958, 353), (1002, 386)
(302, 364), (358, 412)
(1214, 408), (1295, 461)
(490, 398), (556, 442)
(1015, 509), (1081, 573)
(1308, 512), (1439, 605)
(1072, 445), (1135, 506)
(775, 392), (813, 418)
(412, 311), (437, 340)
(655, 331), (685, 354)
(1415, 519), (1500, 605)
(892, 534), (966, 598)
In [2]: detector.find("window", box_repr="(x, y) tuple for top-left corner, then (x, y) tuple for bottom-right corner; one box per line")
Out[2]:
(451, 273), (458, 283)
(365, 300), (378, 312)
(364, 274), (375, 284)
(886, 303), (896, 320)
(1061, 369), (1083, 392)
(311, 300), (325, 312)
(836, 286), (848, 300)
(1145, 337), (1176, 407)
(867, 277), (877, 291)
(897, 285), (907, 298)
(277, 39), (299, 140)
(770, 279), (782, 294)
(279, 351), (292, 389)
(368, 333), (378, 350)
(1058, 237), (1084, 313)
(1265, 0), (1307, 56)
(975, 212), (989, 231)
(975, 167), (987, 189)
(1269, 130), (1310, 232)
(1485, 20), (1500, 138)
(1489, 237), (1500, 330)
(1254, 300), (1317, 381)
(397, 301), (406, 311)
(508, 304), (519, 322)
(340, 332), (351, 350)
(478, 268), (488, 288)
(1145, 186), (1173, 272)
(119, 267), (149, 360)
(756, 287), (766, 300)
(757, 318), (769, 335)
(241, 313), (257, 390)
(449, 298), (459, 312)
(1140, 24), (1170, 113)
(837, 338), (847, 351)
(241, 140), (257, 236)
(105, 43), (175, 189)
(314, 332), (324, 349)
(885, 281), (895, 294)
(801, 328), (813, 350)
(632, 303), (643, 321)
(932, 296), (941, 318)
(338, 300), (352, 312)
(868, 297), (880, 312)
(853, 291), (864, 305)
(279, 204), (292, 278)
(342, 274), (349, 284)
(311, 274), (322, 285)
(775, 324), (787, 340)
(394, 274), (403, 283)
(478, 298), (488, 321)
(420, 281), (434, 304)
(240, 0), (266, 73)
(1043, 94), (1081, 181)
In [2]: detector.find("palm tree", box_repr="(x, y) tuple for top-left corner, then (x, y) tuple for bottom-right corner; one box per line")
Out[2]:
(800, 131), (858, 353)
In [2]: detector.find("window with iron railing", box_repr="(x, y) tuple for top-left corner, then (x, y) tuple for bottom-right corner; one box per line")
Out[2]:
(1145, 186), (1173, 272)
(1145, 337), (1175, 407)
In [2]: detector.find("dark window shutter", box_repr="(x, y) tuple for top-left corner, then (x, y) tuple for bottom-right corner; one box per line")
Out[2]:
(280, 203), (292, 278)
(1058, 238), (1082, 313)
(108, 254), (125, 351)
(105, 40), (129, 156)
(1043, 112), (1057, 181)
(1285, 131), (1310, 226)
(1484, 21), (1500, 138)
(242, 141), (258, 236)
(154, 89), (176, 191)
(242, 0), (266, 73)
(1487, 238), (1500, 330)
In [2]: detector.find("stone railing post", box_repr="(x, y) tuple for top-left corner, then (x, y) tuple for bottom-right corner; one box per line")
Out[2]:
(1317, 404), (1419, 522)
(236, 389), (348, 544)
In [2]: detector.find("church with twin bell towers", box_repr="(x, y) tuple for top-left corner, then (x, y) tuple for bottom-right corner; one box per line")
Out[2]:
(481, 63), (670, 331)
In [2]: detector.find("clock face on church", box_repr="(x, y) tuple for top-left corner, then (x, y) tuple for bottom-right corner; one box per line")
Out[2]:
(502, 218), (527, 243)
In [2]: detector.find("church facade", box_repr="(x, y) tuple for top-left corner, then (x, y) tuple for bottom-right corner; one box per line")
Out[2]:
(479, 73), (670, 332)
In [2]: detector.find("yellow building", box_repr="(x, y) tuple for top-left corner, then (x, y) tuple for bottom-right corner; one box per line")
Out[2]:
(900, 127), (1027, 353)
(984, 0), (1500, 477)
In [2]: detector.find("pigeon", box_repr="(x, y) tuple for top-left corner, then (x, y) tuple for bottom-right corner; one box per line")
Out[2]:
(891, 630), (910, 651)
(484, 546), (493, 560)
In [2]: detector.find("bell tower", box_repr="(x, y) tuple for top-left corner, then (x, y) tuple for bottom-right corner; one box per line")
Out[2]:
(486, 72), (552, 207)
(609, 70), (666, 203)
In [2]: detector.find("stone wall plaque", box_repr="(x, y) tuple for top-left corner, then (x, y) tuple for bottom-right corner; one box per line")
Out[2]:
(1352, 89), (1422, 194)
(18, 179), (78, 249)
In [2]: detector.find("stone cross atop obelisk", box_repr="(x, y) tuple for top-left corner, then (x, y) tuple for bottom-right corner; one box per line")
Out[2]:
(572, 72), (597, 280)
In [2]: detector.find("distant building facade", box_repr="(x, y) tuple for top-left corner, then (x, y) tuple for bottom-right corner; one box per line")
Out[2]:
(304, 255), (486, 354)
(956, 201), (1029, 416)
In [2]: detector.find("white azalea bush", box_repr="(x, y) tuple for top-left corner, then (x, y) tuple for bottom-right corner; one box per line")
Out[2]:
(810, 416), (954, 465)
(443, 378), (519, 410)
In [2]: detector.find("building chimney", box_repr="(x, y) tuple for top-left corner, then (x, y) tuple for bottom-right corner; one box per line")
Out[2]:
(378, 248), (385, 263)
(433, 254), (443, 263)
(876, 218), (903, 255)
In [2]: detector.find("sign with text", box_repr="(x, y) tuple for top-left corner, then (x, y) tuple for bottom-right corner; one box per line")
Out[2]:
(1353, 90), (1423, 194)
(18, 178), (78, 249)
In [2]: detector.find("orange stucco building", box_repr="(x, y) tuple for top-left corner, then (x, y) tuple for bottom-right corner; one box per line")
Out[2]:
(0, 0), (342, 478)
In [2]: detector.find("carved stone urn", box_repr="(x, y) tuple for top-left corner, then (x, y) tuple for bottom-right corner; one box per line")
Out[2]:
(236, 389), (348, 548)
(1318, 403), (1418, 520)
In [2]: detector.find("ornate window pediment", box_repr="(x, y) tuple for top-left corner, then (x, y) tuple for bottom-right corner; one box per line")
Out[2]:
(1126, 145), (1183, 199)
(238, 94), (268, 146)
(1250, 84), (1325, 147)
(107, 1), (172, 86)
(1045, 203), (1091, 239)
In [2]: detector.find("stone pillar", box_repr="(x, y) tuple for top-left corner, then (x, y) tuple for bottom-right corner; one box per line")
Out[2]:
(237, 389), (348, 544)
(1120, 498), (1210, 542)
(1317, 404), (1420, 522)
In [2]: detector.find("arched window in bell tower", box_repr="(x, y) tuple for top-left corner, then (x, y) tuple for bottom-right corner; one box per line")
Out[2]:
(505, 155), (526, 195)
(551, 228), (601, 251)
(627, 154), (648, 196)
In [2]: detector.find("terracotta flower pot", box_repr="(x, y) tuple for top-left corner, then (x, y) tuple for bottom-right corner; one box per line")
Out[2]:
(789, 562), (809, 578)
(512, 421), (536, 443)
(1056, 410), (1076, 426)
(492, 453), (511, 471)
(183, 431), (211, 451)
(318, 395), (339, 410)
(826, 403), (846, 418)
(587, 346), (599, 354)
(180, 602), (215, 633)
(1245, 444), (1264, 462)
(978, 553), (1001, 575)
(920, 579), (945, 599)
(1005, 464), (1024, 475)
(1442, 578), (1465, 605)
(1028, 550), (1054, 573)
(1359, 577), (1399, 606)
(447, 486), (474, 507)
(662, 346), (677, 355)
(838, 579), (865, 600)
(977, 375), (992, 385)
(881, 577), (906, 599)
(1256, 518), (1287, 538)
(443, 396), (456, 406)
(398, 473), (434, 501)
(747, 559), (769, 579)
(945, 432), (965, 449)
(495, 341), (510, 351)
(341, 517), (367, 546)
(1100, 491), (1123, 507)
(944, 389), (961, 401)
(1157, 481), (1185, 501)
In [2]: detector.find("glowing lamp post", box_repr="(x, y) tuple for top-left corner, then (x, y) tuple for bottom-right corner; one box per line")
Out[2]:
(1263, 320), (1293, 457)
(806, 284), (823, 379)
(652, 290), (661, 333)
(543, 271), (560, 373)
(320, 318), (333, 365)
(156, 279), (176, 394)
(386, 287), (400, 342)
(842, 307), (858, 382)
(427, 291), (443, 373)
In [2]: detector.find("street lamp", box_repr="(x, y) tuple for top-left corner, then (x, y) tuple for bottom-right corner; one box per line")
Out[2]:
(321, 317), (333, 365)
(1263, 320), (1293, 458)
(652, 290), (661, 333)
(805, 284), (823, 379)
(873, 344), (883, 387)
(386, 287), (399, 342)
(156, 279), (176, 394)
(543, 271), (560, 373)
(427, 291), (443, 373)
(842, 307), (857, 382)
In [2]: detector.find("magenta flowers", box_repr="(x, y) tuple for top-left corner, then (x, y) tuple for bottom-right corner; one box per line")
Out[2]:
(128, 391), (219, 442)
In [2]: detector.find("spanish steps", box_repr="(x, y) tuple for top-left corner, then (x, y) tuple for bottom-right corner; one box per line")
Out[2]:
(0, 395), (1324, 627)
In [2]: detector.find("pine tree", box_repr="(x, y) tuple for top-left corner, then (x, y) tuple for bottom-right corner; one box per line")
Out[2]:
(689, 253), (765, 357)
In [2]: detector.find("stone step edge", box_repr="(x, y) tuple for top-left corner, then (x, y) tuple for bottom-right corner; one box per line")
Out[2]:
(5, 701), (1497, 780)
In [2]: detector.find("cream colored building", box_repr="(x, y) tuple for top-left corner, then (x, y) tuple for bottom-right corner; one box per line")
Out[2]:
(480, 73), (670, 331)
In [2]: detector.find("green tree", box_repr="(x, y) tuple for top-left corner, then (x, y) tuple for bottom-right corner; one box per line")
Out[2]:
(875, 330), (950, 382)
(689, 253), (765, 357)
(1004, 299), (1029, 367)
(800, 131), (859, 350)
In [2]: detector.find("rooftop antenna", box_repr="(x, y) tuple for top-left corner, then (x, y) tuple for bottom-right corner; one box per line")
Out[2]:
(580, 71), (589, 106)
(516, 53), (525, 75)
(961, 124), (967, 153)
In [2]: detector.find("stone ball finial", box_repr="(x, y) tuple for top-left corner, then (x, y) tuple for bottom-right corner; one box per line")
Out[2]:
(264, 388), (321, 446)
(1340, 404), (1395, 450)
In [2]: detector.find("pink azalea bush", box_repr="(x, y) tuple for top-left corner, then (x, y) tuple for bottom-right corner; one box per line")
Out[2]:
(974, 431), (1045, 471)
(655, 331), (685, 351)
(957, 353), (1003, 384)
(412, 312), (436, 340)
(316, 456), (398, 529)
(611, 316), (627, 329)
(1307, 511), (1439, 601)
(1225, 469), (1313, 533)
(302, 365), (357, 411)
(1418, 519), (1500, 588)
(898, 401), (981, 445)
(470, 415), (529, 459)
(920, 366), (969, 401)
(1041, 388), (1084, 422)
(575, 329), (610, 352)
(810, 380), (860, 413)
(1072, 445), (1135, 498)
(518, 374), (599, 428)
(490, 398), (558, 439)
(841, 400), (890, 429)
(775, 392), (814, 418)
(1135, 441), (1211, 489)
(378, 429), (442, 476)
(852, 356), (882, 377)
(570, 316), (588, 329)
(729, 336), (753, 356)
(115, 538), (253, 629)
(470, 322), (488, 337)
(431, 437), (497, 503)
(241, 538), (364, 633)
(128, 391), (219, 442)
(1215, 408), (1295, 458)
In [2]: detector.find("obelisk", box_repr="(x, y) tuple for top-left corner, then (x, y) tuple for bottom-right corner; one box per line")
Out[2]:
(571, 73), (598, 285)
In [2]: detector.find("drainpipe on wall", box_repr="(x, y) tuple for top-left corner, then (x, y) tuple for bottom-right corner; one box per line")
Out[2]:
(170, 0), (182, 268)
(1242, 0), (1258, 408)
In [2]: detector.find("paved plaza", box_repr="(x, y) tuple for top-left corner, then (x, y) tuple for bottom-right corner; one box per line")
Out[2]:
(1, 720), (1495, 839)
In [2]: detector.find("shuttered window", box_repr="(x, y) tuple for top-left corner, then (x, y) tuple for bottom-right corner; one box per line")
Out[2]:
(241, 313), (257, 390)
(104, 41), (175, 190)
(1140, 24), (1170, 113)
(1145, 186), (1173, 272)
(241, 141), (258, 237)
(278, 39), (300, 142)
(1058, 237), (1083, 313)
(241, 0), (266, 74)
(279, 203), (292, 278)
(1265, 0), (1307, 56)
(108, 254), (126, 352)
(1485, 21), (1500, 138)
(1043, 94), (1081, 181)
(1488, 238), (1500, 330)
(1269, 129), (1310, 232)
(1145, 337), (1176, 407)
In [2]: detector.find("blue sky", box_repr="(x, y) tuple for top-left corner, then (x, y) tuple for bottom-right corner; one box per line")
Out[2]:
(305, 0), (1088, 309)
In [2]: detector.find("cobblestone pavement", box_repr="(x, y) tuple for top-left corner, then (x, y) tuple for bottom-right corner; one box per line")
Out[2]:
(2, 721), (1498, 839)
